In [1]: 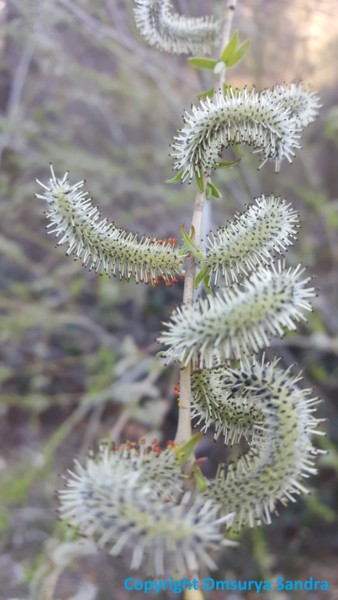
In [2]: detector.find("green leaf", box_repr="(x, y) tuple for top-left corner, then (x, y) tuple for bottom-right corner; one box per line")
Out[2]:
(165, 170), (184, 184)
(194, 266), (208, 289)
(195, 172), (205, 192)
(175, 433), (203, 466)
(206, 182), (222, 199)
(197, 86), (215, 100)
(181, 225), (204, 262)
(194, 267), (212, 293)
(221, 30), (238, 62)
(188, 57), (218, 70)
(192, 464), (208, 492)
(203, 272), (211, 294)
(206, 183), (213, 200)
(215, 158), (241, 169)
(226, 39), (251, 67)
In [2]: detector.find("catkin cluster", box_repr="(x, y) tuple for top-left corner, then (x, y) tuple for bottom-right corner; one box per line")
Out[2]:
(35, 0), (323, 577)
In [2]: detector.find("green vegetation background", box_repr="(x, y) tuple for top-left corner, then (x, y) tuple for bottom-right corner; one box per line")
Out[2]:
(0, 0), (337, 598)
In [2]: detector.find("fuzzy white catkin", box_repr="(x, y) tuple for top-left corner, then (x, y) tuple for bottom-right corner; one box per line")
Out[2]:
(202, 195), (300, 285)
(195, 359), (323, 531)
(172, 85), (320, 178)
(191, 366), (265, 445)
(267, 83), (321, 128)
(36, 166), (184, 285)
(34, 0), (323, 575)
(134, 0), (221, 55)
(59, 443), (234, 575)
(159, 261), (315, 368)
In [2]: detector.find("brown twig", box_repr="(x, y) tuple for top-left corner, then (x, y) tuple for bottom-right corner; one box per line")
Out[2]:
(174, 0), (238, 446)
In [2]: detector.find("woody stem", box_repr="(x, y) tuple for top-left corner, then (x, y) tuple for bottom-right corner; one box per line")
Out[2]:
(174, 0), (238, 447)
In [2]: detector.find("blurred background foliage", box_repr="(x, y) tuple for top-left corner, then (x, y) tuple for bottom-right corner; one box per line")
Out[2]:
(0, 0), (338, 598)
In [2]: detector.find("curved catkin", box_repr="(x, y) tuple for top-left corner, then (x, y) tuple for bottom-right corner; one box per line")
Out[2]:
(202, 195), (300, 285)
(36, 166), (184, 285)
(200, 359), (322, 531)
(266, 83), (321, 128)
(33, 0), (323, 575)
(133, 0), (220, 55)
(191, 367), (265, 444)
(172, 88), (301, 179)
(172, 85), (320, 179)
(59, 444), (233, 575)
(159, 262), (315, 368)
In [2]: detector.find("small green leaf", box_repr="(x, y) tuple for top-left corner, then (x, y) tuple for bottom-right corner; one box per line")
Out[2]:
(188, 57), (218, 70)
(215, 158), (241, 169)
(206, 182), (222, 199)
(197, 86), (215, 100)
(194, 266), (208, 289)
(195, 172), (205, 192)
(221, 30), (238, 62)
(203, 272), (211, 294)
(175, 433), (203, 466)
(206, 183), (213, 200)
(194, 267), (212, 293)
(226, 39), (251, 67)
(192, 464), (208, 492)
(181, 225), (204, 262)
(165, 170), (184, 184)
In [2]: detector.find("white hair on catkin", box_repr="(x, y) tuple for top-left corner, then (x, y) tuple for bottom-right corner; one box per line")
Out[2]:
(172, 85), (320, 178)
(191, 366), (265, 445)
(202, 195), (300, 286)
(266, 83), (321, 128)
(159, 261), (315, 368)
(35, 0), (324, 572)
(36, 166), (184, 285)
(195, 359), (323, 531)
(59, 441), (234, 575)
(133, 0), (221, 55)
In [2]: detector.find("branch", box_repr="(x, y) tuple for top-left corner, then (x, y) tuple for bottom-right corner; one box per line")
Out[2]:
(174, 0), (239, 446)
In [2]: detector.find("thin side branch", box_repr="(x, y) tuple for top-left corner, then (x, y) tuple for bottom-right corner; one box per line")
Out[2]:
(175, 0), (238, 446)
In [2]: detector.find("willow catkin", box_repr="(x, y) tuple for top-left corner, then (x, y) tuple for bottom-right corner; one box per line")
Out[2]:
(134, 0), (221, 55)
(195, 359), (322, 531)
(202, 195), (300, 285)
(59, 441), (234, 575)
(36, 166), (184, 285)
(159, 261), (315, 368)
(172, 86), (320, 178)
